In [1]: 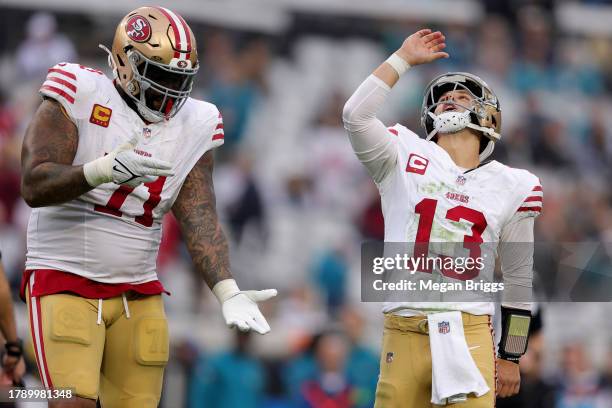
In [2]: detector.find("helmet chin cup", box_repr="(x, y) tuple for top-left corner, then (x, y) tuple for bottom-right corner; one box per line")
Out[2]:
(426, 110), (498, 161)
(429, 110), (472, 136)
(137, 103), (163, 123)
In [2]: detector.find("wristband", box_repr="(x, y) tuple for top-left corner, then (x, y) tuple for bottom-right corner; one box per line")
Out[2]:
(386, 53), (411, 77)
(4, 339), (23, 358)
(498, 306), (531, 362)
(83, 154), (114, 187)
(212, 279), (241, 303)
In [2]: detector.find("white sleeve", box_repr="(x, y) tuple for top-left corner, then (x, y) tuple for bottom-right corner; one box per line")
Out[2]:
(342, 75), (398, 184)
(499, 213), (535, 312)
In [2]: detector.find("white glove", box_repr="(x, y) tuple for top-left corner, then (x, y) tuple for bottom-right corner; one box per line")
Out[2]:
(83, 140), (174, 188)
(213, 279), (277, 335)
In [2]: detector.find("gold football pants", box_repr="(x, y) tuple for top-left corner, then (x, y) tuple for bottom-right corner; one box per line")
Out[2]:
(374, 313), (496, 408)
(26, 286), (169, 408)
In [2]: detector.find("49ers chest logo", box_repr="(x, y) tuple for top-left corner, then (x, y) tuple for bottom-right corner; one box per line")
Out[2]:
(125, 15), (152, 43)
(89, 104), (112, 127)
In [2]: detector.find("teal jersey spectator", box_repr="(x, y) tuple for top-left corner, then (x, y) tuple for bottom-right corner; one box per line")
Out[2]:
(284, 344), (378, 407)
(189, 350), (266, 408)
(209, 80), (260, 148)
(346, 345), (379, 408)
(283, 353), (318, 402)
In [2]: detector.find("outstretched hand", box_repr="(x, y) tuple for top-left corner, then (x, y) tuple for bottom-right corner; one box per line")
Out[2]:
(222, 289), (277, 335)
(396, 29), (449, 66)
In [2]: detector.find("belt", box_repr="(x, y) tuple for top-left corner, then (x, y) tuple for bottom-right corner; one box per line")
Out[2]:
(384, 312), (490, 334)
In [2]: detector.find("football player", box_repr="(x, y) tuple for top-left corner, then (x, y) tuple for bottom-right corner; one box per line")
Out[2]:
(343, 29), (541, 407)
(19, 7), (276, 408)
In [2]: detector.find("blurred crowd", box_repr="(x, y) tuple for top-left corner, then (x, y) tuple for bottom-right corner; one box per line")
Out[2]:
(0, 2), (611, 407)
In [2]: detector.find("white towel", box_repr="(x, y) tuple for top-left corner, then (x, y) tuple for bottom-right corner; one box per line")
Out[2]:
(428, 311), (490, 405)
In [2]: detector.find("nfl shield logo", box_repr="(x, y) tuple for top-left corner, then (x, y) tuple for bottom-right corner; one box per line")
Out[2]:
(386, 352), (394, 363)
(456, 175), (466, 185)
(143, 127), (152, 139)
(438, 321), (450, 334)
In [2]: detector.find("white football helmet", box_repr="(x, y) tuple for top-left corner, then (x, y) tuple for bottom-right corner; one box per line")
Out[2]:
(421, 72), (501, 161)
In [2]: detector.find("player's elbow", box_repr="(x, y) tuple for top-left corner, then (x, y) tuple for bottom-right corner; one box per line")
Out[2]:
(341, 99), (356, 131)
(342, 98), (371, 133)
(21, 178), (44, 208)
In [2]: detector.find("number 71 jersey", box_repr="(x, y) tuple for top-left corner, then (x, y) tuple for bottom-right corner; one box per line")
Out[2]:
(379, 124), (542, 316)
(26, 63), (224, 284)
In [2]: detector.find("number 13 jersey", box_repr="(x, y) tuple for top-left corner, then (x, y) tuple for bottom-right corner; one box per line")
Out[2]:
(25, 63), (224, 284)
(380, 124), (542, 316)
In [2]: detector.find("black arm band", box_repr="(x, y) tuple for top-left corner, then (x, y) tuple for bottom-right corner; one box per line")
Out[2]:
(4, 339), (23, 358)
(498, 306), (531, 362)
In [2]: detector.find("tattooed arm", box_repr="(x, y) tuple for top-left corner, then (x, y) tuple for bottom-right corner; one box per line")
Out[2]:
(21, 99), (92, 207)
(172, 150), (232, 288)
(174, 150), (276, 334)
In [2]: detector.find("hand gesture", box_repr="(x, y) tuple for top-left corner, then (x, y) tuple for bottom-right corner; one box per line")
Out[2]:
(222, 289), (277, 335)
(396, 29), (449, 66)
(111, 143), (174, 187)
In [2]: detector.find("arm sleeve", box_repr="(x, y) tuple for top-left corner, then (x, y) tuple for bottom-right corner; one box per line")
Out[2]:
(499, 213), (535, 312)
(342, 75), (398, 184)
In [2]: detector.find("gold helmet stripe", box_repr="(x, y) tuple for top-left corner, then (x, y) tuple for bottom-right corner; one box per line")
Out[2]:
(155, 6), (192, 60)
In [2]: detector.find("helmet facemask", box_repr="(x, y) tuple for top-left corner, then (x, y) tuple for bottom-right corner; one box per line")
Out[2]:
(421, 73), (501, 161)
(125, 49), (198, 123)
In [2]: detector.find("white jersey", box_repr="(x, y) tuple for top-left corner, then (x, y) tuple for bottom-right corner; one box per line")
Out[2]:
(26, 62), (224, 284)
(380, 124), (541, 316)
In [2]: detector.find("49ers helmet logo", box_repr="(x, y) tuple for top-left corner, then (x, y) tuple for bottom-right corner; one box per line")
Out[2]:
(125, 15), (152, 42)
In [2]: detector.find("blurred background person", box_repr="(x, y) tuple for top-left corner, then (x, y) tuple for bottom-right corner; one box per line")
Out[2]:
(296, 330), (353, 408)
(555, 342), (612, 408)
(188, 332), (267, 408)
(0, 256), (25, 386)
(15, 12), (76, 81)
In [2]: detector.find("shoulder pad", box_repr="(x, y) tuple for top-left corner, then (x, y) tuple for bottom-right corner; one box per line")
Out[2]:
(39, 63), (104, 121)
(387, 123), (419, 140)
(507, 168), (543, 218)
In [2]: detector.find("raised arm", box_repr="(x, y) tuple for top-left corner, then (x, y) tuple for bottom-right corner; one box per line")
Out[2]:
(172, 150), (276, 334)
(21, 99), (91, 207)
(342, 29), (448, 184)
